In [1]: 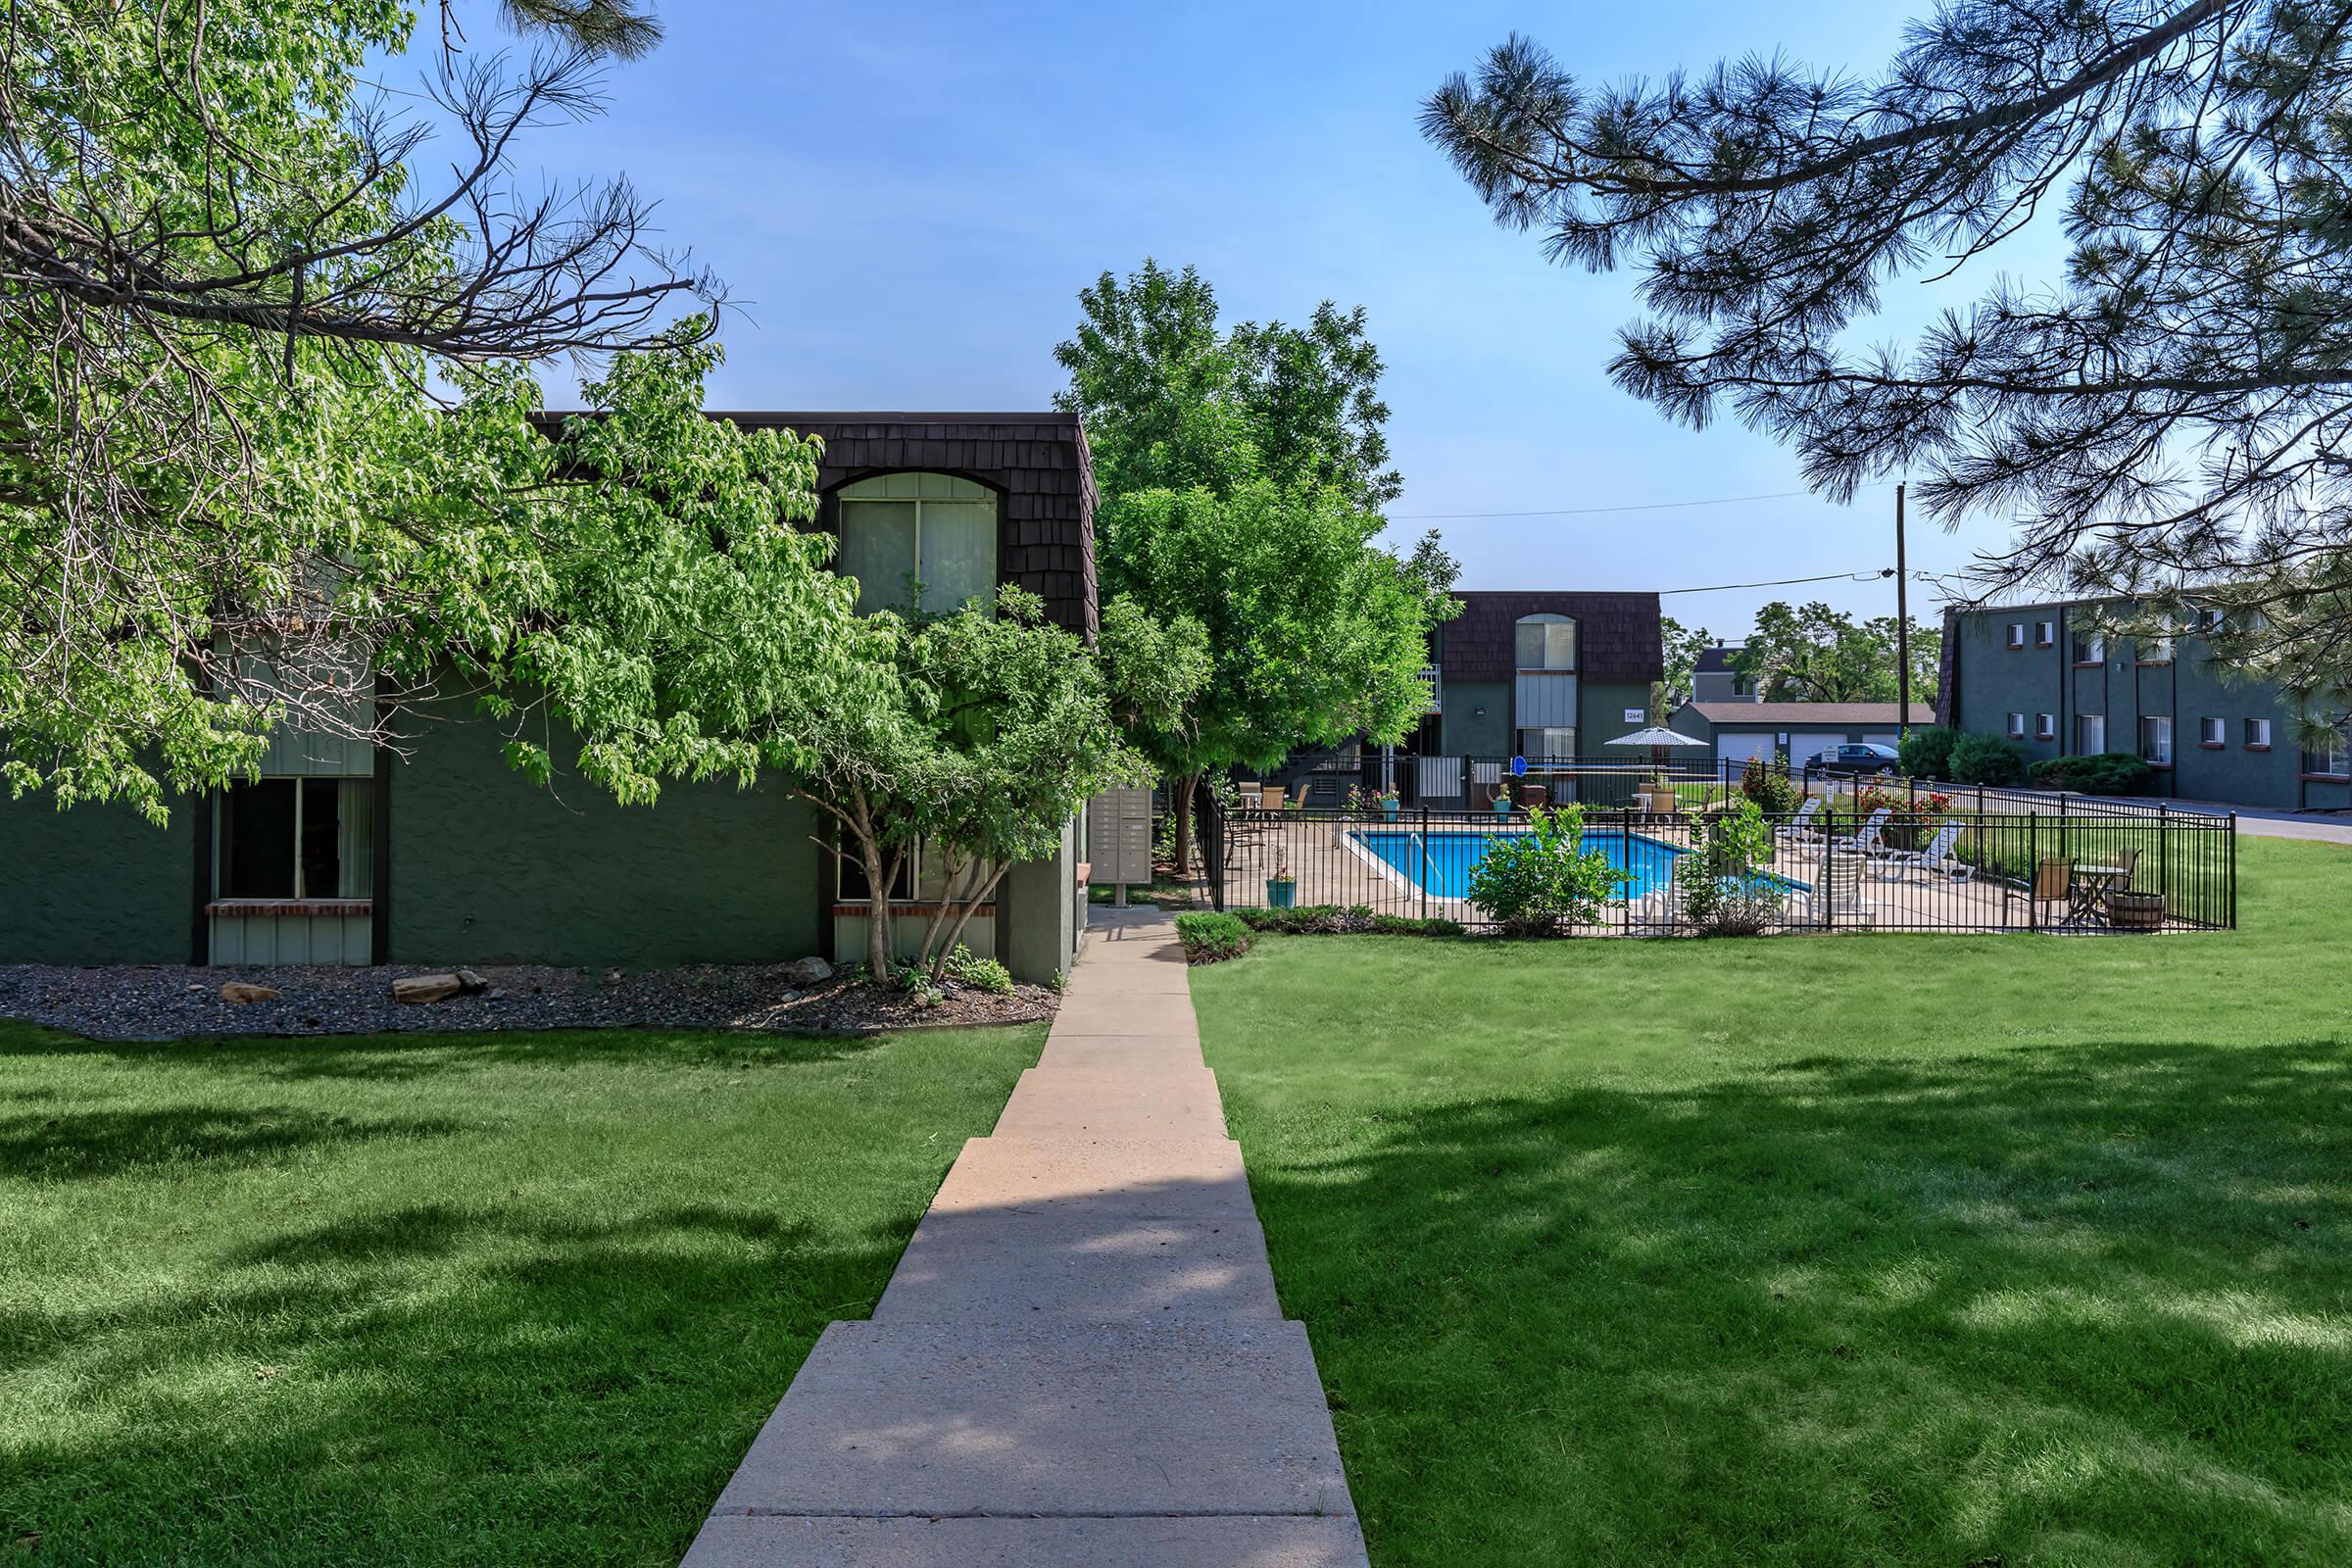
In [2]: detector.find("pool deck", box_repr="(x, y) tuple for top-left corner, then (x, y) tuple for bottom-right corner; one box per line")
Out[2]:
(1220, 812), (2137, 934)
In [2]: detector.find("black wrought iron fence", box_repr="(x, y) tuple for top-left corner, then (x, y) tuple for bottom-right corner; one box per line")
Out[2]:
(1198, 797), (2236, 936)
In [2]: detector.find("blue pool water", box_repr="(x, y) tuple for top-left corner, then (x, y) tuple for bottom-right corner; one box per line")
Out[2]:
(1349, 827), (1795, 902)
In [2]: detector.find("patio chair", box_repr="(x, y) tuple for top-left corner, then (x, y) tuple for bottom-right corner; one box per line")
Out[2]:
(1773, 797), (1822, 844)
(1829, 808), (1896, 876)
(1882, 820), (1976, 883)
(2003, 856), (2073, 927)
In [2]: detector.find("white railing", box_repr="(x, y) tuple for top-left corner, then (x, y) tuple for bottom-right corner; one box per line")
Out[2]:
(1418, 664), (1442, 714)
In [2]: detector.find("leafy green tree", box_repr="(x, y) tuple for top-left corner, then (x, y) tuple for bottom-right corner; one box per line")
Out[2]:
(1056, 263), (1453, 868)
(1422, 4), (2352, 739)
(1054, 260), (1398, 509)
(1734, 602), (1940, 706)
(1659, 616), (1714, 710)
(1102, 481), (1443, 870)
(0, 0), (713, 816)
(787, 590), (1188, 982)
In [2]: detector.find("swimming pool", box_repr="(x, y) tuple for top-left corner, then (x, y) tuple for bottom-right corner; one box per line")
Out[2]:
(1348, 827), (1801, 902)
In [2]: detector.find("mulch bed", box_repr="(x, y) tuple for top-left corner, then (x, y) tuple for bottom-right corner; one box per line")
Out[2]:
(0, 960), (1059, 1043)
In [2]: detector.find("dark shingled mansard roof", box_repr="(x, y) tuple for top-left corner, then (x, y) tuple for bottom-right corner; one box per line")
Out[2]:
(1438, 591), (1664, 684)
(535, 411), (1100, 638)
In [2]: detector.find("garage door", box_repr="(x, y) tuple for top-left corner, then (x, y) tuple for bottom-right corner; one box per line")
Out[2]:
(1715, 732), (1777, 769)
(1790, 733), (1849, 767)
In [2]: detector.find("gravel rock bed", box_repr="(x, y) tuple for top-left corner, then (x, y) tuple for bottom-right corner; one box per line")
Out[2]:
(0, 961), (1059, 1043)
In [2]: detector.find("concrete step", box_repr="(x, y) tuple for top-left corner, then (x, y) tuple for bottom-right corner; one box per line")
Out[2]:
(703, 1319), (1354, 1520)
(1047, 998), (1200, 1031)
(928, 1134), (1256, 1220)
(992, 1065), (1228, 1138)
(1036, 1034), (1206, 1071)
(682, 1514), (1371, 1567)
(872, 1210), (1281, 1322)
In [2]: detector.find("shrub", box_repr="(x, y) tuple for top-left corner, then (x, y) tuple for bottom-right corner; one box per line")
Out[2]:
(1464, 804), (1629, 937)
(1947, 730), (2027, 785)
(1740, 751), (1803, 813)
(1679, 800), (1788, 935)
(941, 945), (1013, 994)
(2030, 752), (2155, 796)
(1233, 905), (1464, 938)
(1898, 725), (1957, 780)
(1174, 911), (1251, 963)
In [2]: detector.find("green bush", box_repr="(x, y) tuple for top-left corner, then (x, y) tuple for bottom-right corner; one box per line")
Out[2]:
(1680, 800), (1788, 935)
(1740, 752), (1803, 813)
(1463, 804), (1629, 937)
(2030, 752), (2155, 795)
(1233, 905), (1463, 938)
(1898, 725), (1957, 780)
(941, 944), (1014, 994)
(1947, 730), (2028, 785)
(1174, 911), (1251, 963)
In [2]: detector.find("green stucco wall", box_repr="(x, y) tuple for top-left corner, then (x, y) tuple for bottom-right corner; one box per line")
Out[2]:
(0, 791), (195, 963)
(1440, 680), (1510, 756)
(1581, 682), (1657, 755)
(385, 702), (822, 968)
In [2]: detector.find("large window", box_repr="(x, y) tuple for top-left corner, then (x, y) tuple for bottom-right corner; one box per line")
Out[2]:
(2306, 735), (2351, 777)
(2140, 714), (2174, 766)
(2076, 712), (2105, 754)
(218, 778), (373, 900)
(1515, 726), (1577, 759)
(2072, 629), (2105, 664)
(1514, 613), (1577, 671)
(836, 472), (997, 616)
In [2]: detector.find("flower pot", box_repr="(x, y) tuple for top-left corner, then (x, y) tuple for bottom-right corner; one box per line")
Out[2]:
(2107, 890), (2165, 931)
(1492, 797), (1513, 815)
(1380, 799), (1400, 819)
(1266, 878), (1298, 908)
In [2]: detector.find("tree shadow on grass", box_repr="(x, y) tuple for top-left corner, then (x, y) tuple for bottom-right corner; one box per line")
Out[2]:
(0, 1104), (472, 1180)
(1241, 1037), (2352, 1567)
(5, 1195), (930, 1568)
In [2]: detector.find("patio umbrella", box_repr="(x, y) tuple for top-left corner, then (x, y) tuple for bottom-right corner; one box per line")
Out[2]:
(1605, 724), (1711, 784)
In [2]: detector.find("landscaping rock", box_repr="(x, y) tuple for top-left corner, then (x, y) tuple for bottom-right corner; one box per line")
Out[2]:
(392, 973), (464, 1005)
(218, 982), (279, 1005)
(456, 967), (490, 994)
(784, 956), (834, 987)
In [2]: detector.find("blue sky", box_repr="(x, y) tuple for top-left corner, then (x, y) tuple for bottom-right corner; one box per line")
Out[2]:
(465, 0), (2052, 637)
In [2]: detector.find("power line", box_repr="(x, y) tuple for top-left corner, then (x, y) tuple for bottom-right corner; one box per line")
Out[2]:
(1656, 567), (1894, 597)
(1393, 480), (1896, 522)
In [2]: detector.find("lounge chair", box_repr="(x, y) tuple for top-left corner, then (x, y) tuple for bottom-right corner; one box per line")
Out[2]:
(1829, 808), (1895, 875)
(1774, 797), (1822, 844)
(1883, 820), (1975, 883)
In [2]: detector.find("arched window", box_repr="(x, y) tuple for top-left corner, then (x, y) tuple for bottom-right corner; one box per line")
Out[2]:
(1514, 612), (1577, 671)
(836, 472), (997, 615)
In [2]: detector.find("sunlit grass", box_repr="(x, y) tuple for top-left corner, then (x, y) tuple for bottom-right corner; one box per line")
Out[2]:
(1194, 836), (2352, 1566)
(0, 1023), (1041, 1567)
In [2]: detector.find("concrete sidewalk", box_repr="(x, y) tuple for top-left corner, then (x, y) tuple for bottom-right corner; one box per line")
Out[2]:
(680, 908), (1370, 1567)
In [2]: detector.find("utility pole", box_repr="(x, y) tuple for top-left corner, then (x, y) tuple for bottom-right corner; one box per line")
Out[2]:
(1894, 481), (1911, 742)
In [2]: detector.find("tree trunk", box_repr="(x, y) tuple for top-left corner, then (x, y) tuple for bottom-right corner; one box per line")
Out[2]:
(926, 862), (1013, 981)
(1170, 770), (1200, 877)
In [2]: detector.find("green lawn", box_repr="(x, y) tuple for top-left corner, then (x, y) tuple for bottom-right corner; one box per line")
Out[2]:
(1192, 836), (2352, 1567)
(0, 1021), (1042, 1567)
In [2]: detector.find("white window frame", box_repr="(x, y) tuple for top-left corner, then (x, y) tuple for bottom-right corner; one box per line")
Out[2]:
(1513, 612), (1578, 672)
(2140, 714), (2174, 766)
(213, 776), (374, 904)
(2076, 712), (2106, 754)
(2034, 620), (2056, 648)
(2199, 716), (2226, 747)
(2072, 630), (2105, 664)
(2005, 623), (2027, 649)
(2005, 711), (2027, 739)
(2306, 737), (2350, 778)
(2245, 717), (2273, 750)
(2140, 621), (2175, 663)
(2034, 712), (2056, 741)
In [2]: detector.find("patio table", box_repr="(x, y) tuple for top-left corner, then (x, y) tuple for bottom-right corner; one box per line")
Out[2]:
(2063, 863), (2129, 929)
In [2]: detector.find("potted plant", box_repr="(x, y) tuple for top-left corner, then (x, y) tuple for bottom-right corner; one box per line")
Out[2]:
(1492, 777), (1516, 815)
(1265, 851), (1298, 908)
(1374, 786), (1401, 819)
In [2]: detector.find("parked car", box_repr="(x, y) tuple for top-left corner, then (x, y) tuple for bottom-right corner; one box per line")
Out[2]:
(1802, 742), (1903, 778)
